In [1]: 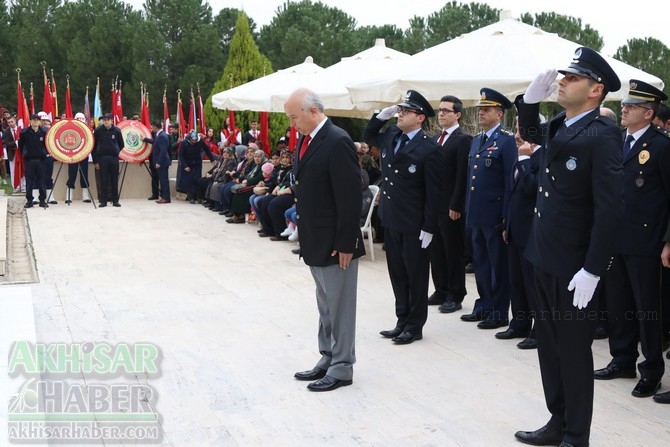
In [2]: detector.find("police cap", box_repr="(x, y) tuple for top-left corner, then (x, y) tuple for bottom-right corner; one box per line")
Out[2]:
(397, 90), (435, 117)
(476, 88), (512, 110)
(622, 79), (667, 105)
(102, 112), (113, 120)
(558, 47), (621, 93)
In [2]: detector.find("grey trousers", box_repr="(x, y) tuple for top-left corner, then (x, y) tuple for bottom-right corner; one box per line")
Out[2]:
(309, 259), (358, 380)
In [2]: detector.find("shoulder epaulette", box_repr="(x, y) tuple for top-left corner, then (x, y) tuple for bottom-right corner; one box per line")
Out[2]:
(498, 127), (513, 136)
(655, 126), (670, 138)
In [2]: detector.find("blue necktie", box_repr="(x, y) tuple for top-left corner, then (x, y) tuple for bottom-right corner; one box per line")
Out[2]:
(623, 134), (635, 159)
(395, 134), (409, 154)
(480, 132), (488, 147)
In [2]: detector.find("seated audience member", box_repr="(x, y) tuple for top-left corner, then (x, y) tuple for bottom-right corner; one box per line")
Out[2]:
(256, 150), (295, 239)
(205, 147), (237, 209)
(215, 145), (257, 213)
(225, 149), (267, 223)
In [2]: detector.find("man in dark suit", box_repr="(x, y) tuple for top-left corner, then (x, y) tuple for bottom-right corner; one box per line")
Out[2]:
(514, 47), (624, 447)
(427, 95), (471, 314)
(285, 88), (364, 392)
(145, 120), (172, 204)
(460, 88), (517, 330)
(593, 80), (670, 400)
(497, 118), (540, 349)
(363, 90), (442, 345)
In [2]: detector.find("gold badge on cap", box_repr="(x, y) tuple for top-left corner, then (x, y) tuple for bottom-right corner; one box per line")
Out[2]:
(481, 92), (487, 101)
(639, 150), (650, 165)
(630, 81), (638, 90)
(404, 91), (411, 101)
(573, 48), (582, 62)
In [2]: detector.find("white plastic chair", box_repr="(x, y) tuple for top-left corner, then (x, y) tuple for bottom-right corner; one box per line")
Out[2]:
(360, 185), (380, 261)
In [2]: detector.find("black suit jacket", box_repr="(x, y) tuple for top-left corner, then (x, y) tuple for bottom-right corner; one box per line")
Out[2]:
(293, 119), (364, 266)
(516, 97), (624, 278)
(2, 126), (18, 161)
(436, 127), (471, 215)
(505, 150), (540, 247)
(617, 126), (670, 256)
(363, 115), (442, 234)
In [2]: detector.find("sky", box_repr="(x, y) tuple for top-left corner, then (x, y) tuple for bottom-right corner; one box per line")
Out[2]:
(188, 0), (669, 57)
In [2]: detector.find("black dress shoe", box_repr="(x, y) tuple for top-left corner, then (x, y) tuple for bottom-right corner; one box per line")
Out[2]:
(291, 247), (300, 255)
(653, 390), (670, 403)
(460, 312), (484, 322)
(24, 202), (34, 208)
(294, 367), (326, 381)
(559, 443), (576, 447)
(593, 363), (636, 380)
(438, 301), (462, 313)
(427, 293), (446, 306)
(495, 328), (529, 340)
(392, 331), (422, 344)
(514, 423), (563, 446)
(517, 337), (538, 350)
(379, 327), (403, 338)
(307, 375), (352, 392)
(98, 202), (107, 208)
(112, 202), (121, 207)
(39, 201), (48, 208)
(147, 196), (158, 200)
(632, 377), (661, 397)
(477, 319), (509, 329)
(258, 232), (271, 238)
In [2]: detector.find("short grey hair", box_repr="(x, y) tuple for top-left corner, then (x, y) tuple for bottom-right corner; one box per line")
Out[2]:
(300, 89), (325, 113)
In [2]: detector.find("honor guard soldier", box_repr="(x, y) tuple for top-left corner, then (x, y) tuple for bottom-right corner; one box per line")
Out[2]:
(364, 89), (442, 345)
(514, 47), (624, 447)
(19, 113), (49, 208)
(593, 80), (670, 401)
(460, 88), (517, 329)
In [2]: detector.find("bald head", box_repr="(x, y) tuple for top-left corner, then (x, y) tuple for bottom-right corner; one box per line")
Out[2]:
(284, 88), (326, 136)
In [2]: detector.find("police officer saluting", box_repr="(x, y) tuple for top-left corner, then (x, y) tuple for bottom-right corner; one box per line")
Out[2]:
(19, 113), (49, 208)
(363, 90), (442, 344)
(515, 47), (624, 447)
(92, 112), (124, 207)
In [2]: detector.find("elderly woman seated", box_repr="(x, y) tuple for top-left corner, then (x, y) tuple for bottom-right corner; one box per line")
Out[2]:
(225, 149), (268, 223)
(256, 150), (295, 238)
(212, 144), (257, 213)
(201, 147), (237, 209)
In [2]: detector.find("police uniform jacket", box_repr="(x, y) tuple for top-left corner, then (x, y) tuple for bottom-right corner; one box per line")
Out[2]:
(516, 98), (624, 278)
(617, 126), (670, 256)
(505, 150), (540, 247)
(437, 127), (472, 214)
(363, 115), (441, 234)
(465, 124), (517, 227)
(92, 125), (124, 163)
(18, 127), (47, 160)
(293, 119), (364, 267)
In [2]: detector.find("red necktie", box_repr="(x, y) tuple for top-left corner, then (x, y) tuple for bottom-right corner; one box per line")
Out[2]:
(299, 135), (311, 160)
(437, 130), (447, 145)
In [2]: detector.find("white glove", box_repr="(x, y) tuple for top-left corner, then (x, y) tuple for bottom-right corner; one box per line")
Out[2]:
(567, 268), (600, 309)
(376, 105), (398, 121)
(419, 230), (433, 249)
(523, 69), (558, 104)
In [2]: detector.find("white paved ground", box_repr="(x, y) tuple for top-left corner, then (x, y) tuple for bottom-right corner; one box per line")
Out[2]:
(1, 197), (668, 446)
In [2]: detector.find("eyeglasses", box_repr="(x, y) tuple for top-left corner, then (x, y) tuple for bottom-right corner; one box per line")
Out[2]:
(622, 103), (651, 111)
(437, 108), (455, 114)
(397, 106), (420, 116)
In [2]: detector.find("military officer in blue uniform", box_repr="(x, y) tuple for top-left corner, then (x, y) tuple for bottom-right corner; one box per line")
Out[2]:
(514, 47), (624, 447)
(460, 88), (517, 329)
(593, 80), (670, 400)
(363, 90), (442, 345)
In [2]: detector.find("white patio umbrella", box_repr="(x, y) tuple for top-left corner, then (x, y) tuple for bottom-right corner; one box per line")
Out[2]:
(268, 38), (411, 117)
(211, 40), (411, 118)
(211, 56), (324, 112)
(347, 11), (664, 108)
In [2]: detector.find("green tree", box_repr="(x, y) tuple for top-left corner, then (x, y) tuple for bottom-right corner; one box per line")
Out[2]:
(8, 0), (64, 108)
(143, 0), (226, 119)
(51, 0), (141, 115)
(258, 0), (357, 69)
(205, 11), (288, 147)
(519, 12), (604, 50)
(615, 37), (670, 93)
(0, 0), (15, 108)
(350, 25), (406, 55)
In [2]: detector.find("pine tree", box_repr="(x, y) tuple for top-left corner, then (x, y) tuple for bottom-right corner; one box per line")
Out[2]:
(205, 11), (289, 148)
